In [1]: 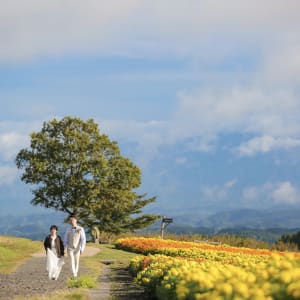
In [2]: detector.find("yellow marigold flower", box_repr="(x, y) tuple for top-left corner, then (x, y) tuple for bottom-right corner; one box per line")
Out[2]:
(279, 270), (292, 284)
(170, 268), (179, 276)
(291, 268), (300, 280)
(287, 282), (300, 295)
(259, 270), (269, 280)
(142, 277), (150, 283)
(271, 283), (281, 293)
(285, 252), (296, 260)
(250, 288), (265, 298)
(246, 273), (256, 283)
(267, 267), (277, 277)
(280, 260), (293, 270)
(262, 282), (271, 292)
(164, 283), (171, 289)
(176, 284), (189, 299)
(292, 289), (300, 299)
(271, 253), (281, 262)
(234, 282), (249, 297)
(232, 297), (243, 300)
(218, 283), (233, 296)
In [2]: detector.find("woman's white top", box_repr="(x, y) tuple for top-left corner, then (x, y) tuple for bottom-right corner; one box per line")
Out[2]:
(50, 236), (57, 255)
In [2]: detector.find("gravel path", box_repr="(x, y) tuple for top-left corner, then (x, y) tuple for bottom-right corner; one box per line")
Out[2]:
(109, 263), (152, 300)
(0, 246), (100, 300)
(89, 263), (111, 300)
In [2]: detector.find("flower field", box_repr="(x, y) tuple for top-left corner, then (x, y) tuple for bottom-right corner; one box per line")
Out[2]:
(116, 237), (300, 300)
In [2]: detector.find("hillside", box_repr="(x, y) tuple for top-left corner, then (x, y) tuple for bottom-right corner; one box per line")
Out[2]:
(1, 208), (300, 243)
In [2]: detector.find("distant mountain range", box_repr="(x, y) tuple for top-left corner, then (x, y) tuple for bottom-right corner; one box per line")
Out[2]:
(171, 207), (300, 229)
(1, 208), (300, 243)
(0, 212), (68, 241)
(148, 207), (300, 242)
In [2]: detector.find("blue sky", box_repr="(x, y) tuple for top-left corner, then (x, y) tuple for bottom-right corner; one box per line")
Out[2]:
(1, 1), (300, 218)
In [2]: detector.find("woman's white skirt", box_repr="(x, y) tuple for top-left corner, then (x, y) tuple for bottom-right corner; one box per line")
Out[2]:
(46, 248), (65, 280)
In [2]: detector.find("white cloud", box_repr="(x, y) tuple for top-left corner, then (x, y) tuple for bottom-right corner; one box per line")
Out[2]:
(1, 1), (300, 160)
(225, 179), (237, 188)
(199, 180), (237, 202)
(242, 183), (273, 202)
(0, 121), (43, 161)
(242, 181), (300, 205)
(99, 81), (300, 158)
(101, 119), (170, 142)
(0, 132), (29, 161)
(1, 1), (300, 62)
(175, 157), (187, 165)
(174, 87), (300, 137)
(100, 119), (172, 166)
(272, 181), (300, 204)
(260, 42), (300, 86)
(171, 86), (300, 154)
(237, 136), (300, 156)
(0, 1), (141, 62)
(185, 135), (217, 153)
(200, 185), (227, 202)
(0, 165), (18, 186)
(242, 186), (259, 201)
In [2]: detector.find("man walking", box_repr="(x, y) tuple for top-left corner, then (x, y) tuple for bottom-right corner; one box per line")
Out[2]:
(64, 215), (86, 278)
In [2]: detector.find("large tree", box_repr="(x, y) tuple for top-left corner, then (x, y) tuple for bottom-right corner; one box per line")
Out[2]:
(15, 116), (159, 233)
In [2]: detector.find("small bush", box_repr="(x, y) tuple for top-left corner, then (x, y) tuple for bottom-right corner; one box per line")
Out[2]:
(67, 275), (97, 289)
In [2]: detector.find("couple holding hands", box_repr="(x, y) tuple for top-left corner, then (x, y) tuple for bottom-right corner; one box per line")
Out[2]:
(43, 215), (86, 280)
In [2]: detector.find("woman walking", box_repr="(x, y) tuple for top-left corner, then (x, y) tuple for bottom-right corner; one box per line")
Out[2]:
(44, 225), (65, 280)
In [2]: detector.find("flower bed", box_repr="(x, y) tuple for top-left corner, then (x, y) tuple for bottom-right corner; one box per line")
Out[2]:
(116, 237), (300, 299)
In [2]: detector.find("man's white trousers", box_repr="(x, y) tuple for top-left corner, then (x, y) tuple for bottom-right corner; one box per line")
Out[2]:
(68, 249), (80, 277)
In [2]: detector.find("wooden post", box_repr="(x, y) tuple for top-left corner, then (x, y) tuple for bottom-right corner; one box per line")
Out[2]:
(160, 216), (173, 239)
(161, 217), (166, 239)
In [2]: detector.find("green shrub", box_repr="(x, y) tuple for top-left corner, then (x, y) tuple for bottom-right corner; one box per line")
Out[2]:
(67, 275), (97, 288)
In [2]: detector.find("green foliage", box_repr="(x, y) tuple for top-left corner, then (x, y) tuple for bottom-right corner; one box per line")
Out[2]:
(277, 231), (300, 251)
(15, 116), (159, 234)
(63, 293), (88, 300)
(63, 294), (88, 300)
(211, 233), (271, 249)
(67, 275), (97, 288)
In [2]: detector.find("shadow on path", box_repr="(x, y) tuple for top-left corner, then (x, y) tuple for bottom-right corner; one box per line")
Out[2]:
(109, 263), (155, 300)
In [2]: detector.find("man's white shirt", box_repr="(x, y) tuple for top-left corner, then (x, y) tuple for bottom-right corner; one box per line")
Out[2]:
(64, 225), (86, 252)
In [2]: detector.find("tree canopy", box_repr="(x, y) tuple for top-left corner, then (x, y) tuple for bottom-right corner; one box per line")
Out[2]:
(15, 116), (159, 234)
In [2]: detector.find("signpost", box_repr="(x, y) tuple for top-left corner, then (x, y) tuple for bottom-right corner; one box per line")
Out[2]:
(160, 216), (173, 239)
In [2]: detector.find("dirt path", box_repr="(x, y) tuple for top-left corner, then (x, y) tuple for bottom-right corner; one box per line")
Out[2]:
(0, 246), (100, 300)
(109, 262), (152, 300)
(89, 263), (111, 300)
(0, 245), (151, 300)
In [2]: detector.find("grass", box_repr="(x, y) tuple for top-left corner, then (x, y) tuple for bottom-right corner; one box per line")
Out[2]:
(81, 243), (139, 273)
(67, 274), (97, 288)
(0, 235), (41, 273)
(87, 243), (138, 260)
